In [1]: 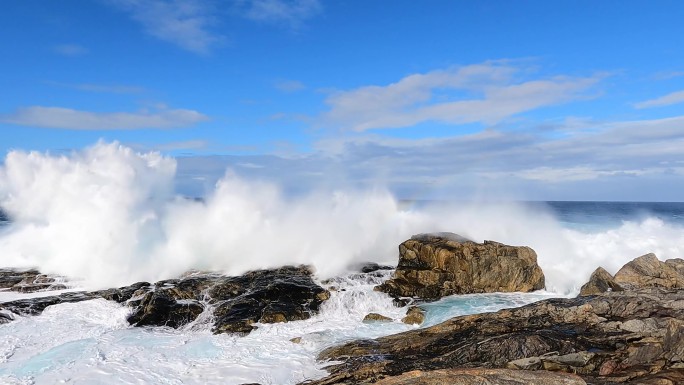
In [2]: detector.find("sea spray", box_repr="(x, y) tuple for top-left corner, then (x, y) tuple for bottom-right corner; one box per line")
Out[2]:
(0, 142), (683, 293)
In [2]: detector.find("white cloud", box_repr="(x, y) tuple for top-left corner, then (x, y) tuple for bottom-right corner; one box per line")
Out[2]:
(634, 90), (684, 109)
(107, 0), (221, 54)
(1, 105), (208, 130)
(242, 0), (322, 27)
(320, 61), (603, 131)
(53, 44), (88, 56)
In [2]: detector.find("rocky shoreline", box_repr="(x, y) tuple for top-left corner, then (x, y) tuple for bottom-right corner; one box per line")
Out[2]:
(2, 233), (683, 384)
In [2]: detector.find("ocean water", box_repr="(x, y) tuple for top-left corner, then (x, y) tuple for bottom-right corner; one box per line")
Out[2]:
(1, 143), (683, 384)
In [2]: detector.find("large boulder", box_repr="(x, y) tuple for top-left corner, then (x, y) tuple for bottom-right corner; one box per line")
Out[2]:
(376, 233), (545, 300)
(309, 287), (684, 385)
(579, 267), (623, 296)
(613, 253), (684, 290)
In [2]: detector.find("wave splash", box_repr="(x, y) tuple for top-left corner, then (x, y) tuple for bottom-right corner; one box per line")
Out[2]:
(0, 142), (682, 293)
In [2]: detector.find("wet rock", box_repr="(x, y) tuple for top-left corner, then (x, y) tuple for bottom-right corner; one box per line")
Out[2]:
(0, 268), (68, 293)
(363, 313), (393, 322)
(0, 291), (101, 316)
(310, 287), (684, 385)
(211, 266), (330, 335)
(0, 265), (330, 336)
(358, 262), (394, 274)
(579, 266), (623, 296)
(401, 306), (425, 325)
(127, 289), (204, 328)
(376, 233), (545, 300)
(0, 268), (41, 289)
(614, 253), (684, 290)
(392, 297), (412, 307)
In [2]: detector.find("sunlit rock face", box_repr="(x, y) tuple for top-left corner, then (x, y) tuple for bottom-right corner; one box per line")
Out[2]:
(377, 233), (545, 300)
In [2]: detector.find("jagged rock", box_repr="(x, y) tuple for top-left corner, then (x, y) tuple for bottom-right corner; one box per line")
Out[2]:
(401, 306), (425, 325)
(127, 288), (204, 328)
(0, 265), (330, 336)
(579, 267), (623, 296)
(614, 253), (684, 289)
(0, 268), (40, 289)
(310, 288), (684, 385)
(0, 268), (68, 293)
(211, 266), (330, 335)
(376, 233), (545, 300)
(363, 313), (393, 322)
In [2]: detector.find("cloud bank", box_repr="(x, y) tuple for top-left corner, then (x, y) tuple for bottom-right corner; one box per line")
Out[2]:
(320, 61), (603, 131)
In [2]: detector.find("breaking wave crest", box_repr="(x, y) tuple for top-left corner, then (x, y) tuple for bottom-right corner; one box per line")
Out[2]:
(0, 142), (682, 293)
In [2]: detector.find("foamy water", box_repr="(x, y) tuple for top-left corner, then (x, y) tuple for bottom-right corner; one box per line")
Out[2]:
(0, 271), (559, 385)
(1, 142), (683, 384)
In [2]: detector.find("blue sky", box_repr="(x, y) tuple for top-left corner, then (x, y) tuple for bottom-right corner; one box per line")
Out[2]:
(1, 0), (684, 200)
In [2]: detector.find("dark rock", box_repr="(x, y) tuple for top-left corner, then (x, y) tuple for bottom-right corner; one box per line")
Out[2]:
(94, 281), (152, 303)
(358, 262), (394, 273)
(579, 267), (623, 296)
(0, 265), (330, 336)
(376, 234), (545, 300)
(0, 268), (70, 293)
(0, 291), (101, 316)
(392, 297), (412, 307)
(211, 266), (330, 335)
(309, 287), (684, 385)
(0, 268), (41, 289)
(127, 288), (204, 328)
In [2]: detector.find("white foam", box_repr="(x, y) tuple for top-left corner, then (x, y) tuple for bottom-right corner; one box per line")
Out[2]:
(0, 141), (682, 293)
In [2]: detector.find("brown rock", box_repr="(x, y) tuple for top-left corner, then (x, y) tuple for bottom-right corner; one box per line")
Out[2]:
(310, 288), (684, 385)
(401, 306), (425, 325)
(376, 233), (545, 300)
(614, 253), (684, 290)
(579, 267), (623, 296)
(363, 313), (393, 322)
(370, 368), (587, 385)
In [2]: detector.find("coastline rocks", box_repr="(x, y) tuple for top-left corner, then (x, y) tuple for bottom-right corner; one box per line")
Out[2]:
(376, 233), (545, 300)
(613, 253), (684, 290)
(310, 288), (684, 384)
(1, 266), (330, 336)
(0, 281), (151, 318)
(0, 268), (68, 293)
(371, 368), (588, 385)
(579, 267), (623, 296)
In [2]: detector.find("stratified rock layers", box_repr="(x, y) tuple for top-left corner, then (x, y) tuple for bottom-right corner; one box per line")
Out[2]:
(377, 233), (545, 300)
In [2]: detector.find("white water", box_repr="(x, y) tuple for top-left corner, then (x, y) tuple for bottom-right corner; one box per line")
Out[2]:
(0, 271), (559, 385)
(1, 142), (682, 292)
(1, 142), (684, 384)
